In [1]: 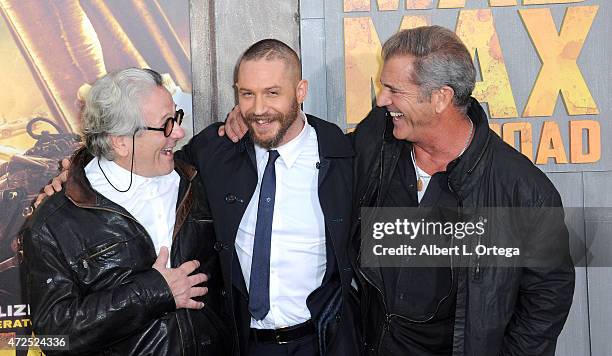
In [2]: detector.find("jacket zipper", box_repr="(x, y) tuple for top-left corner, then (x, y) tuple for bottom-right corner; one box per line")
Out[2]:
(357, 265), (398, 355)
(355, 227), (395, 352)
(378, 314), (393, 355)
(473, 217), (483, 281)
(81, 242), (121, 268)
(449, 181), (482, 283)
(176, 313), (185, 356)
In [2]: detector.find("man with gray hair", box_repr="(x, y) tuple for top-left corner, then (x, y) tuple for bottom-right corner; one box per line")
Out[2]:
(350, 26), (575, 355)
(22, 68), (230, 355)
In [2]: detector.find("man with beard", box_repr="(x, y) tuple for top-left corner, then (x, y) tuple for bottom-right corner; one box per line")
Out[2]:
(177, 39), (360, 356)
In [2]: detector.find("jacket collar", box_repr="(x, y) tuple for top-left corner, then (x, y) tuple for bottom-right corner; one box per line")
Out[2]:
(306, 114), (354, 159)
(65, 147), (98, 206)
(445, 98), (491, 199)
(65, 147), (197, 207)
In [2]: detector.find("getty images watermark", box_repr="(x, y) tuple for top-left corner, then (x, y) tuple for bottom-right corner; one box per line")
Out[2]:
(360, 207), (571, 268)
(371, 217), (518, 258)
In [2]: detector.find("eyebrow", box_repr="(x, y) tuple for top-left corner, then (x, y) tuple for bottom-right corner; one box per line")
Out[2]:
(156, 110), (174, 125)
(238, 86), (282, 92)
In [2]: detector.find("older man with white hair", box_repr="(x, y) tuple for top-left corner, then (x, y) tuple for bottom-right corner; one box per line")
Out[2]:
(23, 68), (230, 355)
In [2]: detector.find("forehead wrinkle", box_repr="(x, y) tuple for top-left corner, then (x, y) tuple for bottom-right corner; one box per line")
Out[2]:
(383, 57), (418, 90)
(238, 56), (300, 85)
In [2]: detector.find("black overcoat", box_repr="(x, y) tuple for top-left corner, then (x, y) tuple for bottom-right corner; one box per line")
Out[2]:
(179, 115), (361, 356)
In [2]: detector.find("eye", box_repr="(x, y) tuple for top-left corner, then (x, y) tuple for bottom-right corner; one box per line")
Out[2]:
(240, 92), (254, 98)
(268, 90), (279, 96)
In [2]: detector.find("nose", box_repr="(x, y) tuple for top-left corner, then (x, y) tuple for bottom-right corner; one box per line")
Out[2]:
(253, 95), (267, 116)
(170, 122), (185, 139)
(376, 89), (391, 107)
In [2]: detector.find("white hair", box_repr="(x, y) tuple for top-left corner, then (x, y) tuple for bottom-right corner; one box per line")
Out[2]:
(83, 68), (163, 160)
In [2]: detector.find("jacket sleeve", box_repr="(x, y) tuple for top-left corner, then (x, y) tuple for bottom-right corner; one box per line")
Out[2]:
(174, 135), (197, 166)
(499, 192), (575, 356)
(23, 223), (176, 356)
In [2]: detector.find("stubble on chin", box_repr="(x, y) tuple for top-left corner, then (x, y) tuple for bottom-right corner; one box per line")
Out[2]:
(247, 103), (299, 149)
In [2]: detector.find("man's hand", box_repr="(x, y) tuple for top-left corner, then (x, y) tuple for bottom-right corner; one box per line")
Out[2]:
(34, 158), (71, 208)
(153, 246), (208, 310)
(217, 105), (248, 142)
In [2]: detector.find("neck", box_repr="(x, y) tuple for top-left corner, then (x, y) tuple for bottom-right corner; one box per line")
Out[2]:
(277, 111), (305, 147)
(112, 155), (132, 172)
(412, 111), (473, 175)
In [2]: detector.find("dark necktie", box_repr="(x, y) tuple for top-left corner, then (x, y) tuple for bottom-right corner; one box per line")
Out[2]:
(248, 150), (280, 320)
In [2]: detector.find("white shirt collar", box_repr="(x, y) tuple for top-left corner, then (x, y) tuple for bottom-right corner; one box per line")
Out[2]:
(254, 111), (311, 169)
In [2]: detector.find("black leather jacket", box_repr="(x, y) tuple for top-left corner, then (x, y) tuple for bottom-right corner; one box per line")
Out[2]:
(22, 148), (231, 355)
(351, 99), (575, 356)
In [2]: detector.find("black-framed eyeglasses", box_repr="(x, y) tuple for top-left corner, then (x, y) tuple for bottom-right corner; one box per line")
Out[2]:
(144, 109), (184, 137)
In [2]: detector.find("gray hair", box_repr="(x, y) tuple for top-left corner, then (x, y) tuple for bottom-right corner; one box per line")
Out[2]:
(382, 26), (476, 112)
(83, 68), (163, 160)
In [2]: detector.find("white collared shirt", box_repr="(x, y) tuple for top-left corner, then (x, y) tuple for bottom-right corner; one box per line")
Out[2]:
(235, 113), (327, 329)
(85, 157), (180, 267)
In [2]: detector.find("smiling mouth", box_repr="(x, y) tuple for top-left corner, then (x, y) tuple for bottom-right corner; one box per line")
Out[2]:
(389, 111), (404, 120)
(251, 117), (276, 125)
(161, 147), (174, 156)
(248, 118), (280, 132)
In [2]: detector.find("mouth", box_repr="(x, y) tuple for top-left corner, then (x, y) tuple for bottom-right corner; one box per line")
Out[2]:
(161, 146), (174, 156)
(250, 117), (275, 125)
(256, 119), (272, 126)
(248, 117), (280, 132)
(389, 111), (404, 120)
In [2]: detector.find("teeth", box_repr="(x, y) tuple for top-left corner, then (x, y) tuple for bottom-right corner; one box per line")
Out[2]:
(389, 112), (404, 117)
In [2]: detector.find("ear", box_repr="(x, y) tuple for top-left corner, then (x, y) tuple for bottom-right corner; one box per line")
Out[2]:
(432, 86), (454, 114)
(296, 79), (308, 105)
(109, 135), (131, 159)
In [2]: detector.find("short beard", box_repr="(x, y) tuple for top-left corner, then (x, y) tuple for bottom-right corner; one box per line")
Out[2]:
(246, 101), (299, 149)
